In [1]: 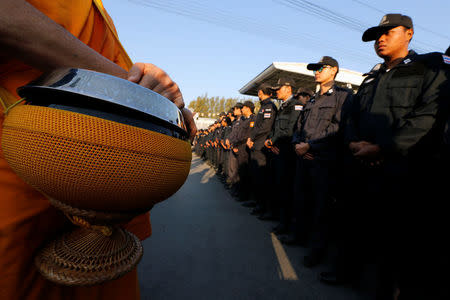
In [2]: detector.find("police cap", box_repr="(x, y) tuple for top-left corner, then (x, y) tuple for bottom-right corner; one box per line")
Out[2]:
(234, 102), (244, 109)
(243, 100), (255, 112)
(295, 87), (314, 97)
(362, 14), (413, 42)
(307, 56), (339, 72)
(271, 77), (295, 90)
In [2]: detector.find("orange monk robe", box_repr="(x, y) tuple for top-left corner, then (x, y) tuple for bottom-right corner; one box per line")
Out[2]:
(0, 1), (151, 299)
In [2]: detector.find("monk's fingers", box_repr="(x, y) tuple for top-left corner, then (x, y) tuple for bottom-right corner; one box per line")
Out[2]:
(127, 63), (145, 83)
(181, 107), (197, 142)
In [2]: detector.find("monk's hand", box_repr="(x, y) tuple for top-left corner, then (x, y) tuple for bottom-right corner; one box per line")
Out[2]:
(127, 63), (196, 141)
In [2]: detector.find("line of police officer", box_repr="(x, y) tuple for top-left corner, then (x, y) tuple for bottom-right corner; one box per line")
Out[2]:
(193, 13), (450, 300)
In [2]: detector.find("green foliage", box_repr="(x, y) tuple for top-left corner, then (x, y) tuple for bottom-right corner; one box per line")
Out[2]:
(188, 93), (260, 117)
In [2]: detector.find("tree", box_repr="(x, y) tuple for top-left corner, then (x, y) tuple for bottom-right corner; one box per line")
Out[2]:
(188, 94), (259, 118)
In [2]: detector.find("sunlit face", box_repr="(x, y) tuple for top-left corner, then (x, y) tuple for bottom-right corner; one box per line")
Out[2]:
(314, 65), (337, 83)
(276, 85), (292, 101)
(233, 107), (241, 116)
(374, 26), (413, 59)
(242, 106), (251, 117)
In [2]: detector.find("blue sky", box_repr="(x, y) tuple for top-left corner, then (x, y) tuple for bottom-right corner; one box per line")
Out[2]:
(103, 0), (449, 105)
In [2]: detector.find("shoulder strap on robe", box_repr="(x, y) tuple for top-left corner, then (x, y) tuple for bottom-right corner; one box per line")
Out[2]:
(92, 0), (133, 69)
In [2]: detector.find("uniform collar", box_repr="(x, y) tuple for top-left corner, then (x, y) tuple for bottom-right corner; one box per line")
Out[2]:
(381, 50), (418, 72)
(311, 84), (336, 102)
(280, 95), (294, 109)
(260, 97), (272, 105)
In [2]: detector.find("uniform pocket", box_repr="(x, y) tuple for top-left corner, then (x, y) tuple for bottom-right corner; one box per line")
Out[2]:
(386, 77), (421, 108)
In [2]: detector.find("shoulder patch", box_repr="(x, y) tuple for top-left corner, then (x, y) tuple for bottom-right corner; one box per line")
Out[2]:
(443, 55), (450, 65)
(295, 105), (303, 111)
(250, 121), (255, 128)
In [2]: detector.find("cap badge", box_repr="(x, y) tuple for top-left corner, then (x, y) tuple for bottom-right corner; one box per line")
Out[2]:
(404, 58), (412, 64)
(380, 15), (389, 25)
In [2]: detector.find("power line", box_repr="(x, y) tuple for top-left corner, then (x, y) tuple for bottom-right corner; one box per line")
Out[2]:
(350, 0), (450, 41)
(127, 0), (375, 64)
(275, 0), (441, 53)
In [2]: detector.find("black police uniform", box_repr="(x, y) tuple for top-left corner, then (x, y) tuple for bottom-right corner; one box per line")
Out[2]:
(291, 85), (352, 254)
(230, 114), (255, 201)
(340, 50), (450, 298)
(266, 96), (304, 221)
(227, 117), (243, 189)
(249, 98), (278, 211)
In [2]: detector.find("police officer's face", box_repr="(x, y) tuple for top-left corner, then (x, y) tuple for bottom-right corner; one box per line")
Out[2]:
(374, 26), (413, 59)
(314, 65), (336, 83)
(242, 106), (251, 117)
(276, 85), (292, 100)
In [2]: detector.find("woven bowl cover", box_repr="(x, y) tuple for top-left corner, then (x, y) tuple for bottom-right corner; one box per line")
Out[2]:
(1, 105), (192, 212)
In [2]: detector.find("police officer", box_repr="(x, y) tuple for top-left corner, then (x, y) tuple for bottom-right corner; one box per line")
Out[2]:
(290, 56), (353, 268)
(229, 101), (256, 202)
(245, 84), (278, 210)
(319, 14), (450, 299)
(262, 77), (303, 223)
(226, 103), (243, 196)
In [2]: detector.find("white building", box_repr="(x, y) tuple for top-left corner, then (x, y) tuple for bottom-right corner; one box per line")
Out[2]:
(239, 62), (365, 96)
(193, 112), (216, 130)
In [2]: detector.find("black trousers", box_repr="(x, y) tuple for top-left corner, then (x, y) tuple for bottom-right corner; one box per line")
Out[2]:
(236, 146), (250, 201)
(335, 157), (450, 299)
(271, 144), (296, 225)
(249, 148), (269, 208)
(227, 151), (239, 184)
(292, 157), (335, 250)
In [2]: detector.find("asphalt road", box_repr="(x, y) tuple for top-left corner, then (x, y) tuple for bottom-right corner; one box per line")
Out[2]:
(138, 154), (373, 300)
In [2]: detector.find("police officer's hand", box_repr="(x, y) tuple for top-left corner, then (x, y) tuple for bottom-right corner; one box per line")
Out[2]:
(353, 143), (381, 159)
(264, 139), (273, 149)
(304, 153), (314, 160)
(232, 148), (238, 153)
(128, 63), (197, 141)
(295, 142), (310, 156)
(247, 138), (254, 149)
(271, 146), (280, 155)
(349, 141), (370, 154)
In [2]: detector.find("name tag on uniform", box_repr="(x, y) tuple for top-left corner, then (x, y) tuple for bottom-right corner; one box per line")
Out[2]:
(250, 121), (255, 128)
(265, 108), (271, 112)
(295, 105), (303, 111)
(264, 113), (271, 119)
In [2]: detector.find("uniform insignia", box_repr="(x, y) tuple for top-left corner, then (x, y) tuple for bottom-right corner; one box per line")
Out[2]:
(443, 55), (450, 65)
(404, 58), (411, 64)
(264, 113), (271, 118)
(250, 121), (255, 128)
(295, 105), (303, 111)
(265, 108), (271, 112)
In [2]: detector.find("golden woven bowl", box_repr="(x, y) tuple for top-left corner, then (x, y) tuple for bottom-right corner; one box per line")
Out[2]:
(2, 105), (191, 212)
(1, 69), (192, 286)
